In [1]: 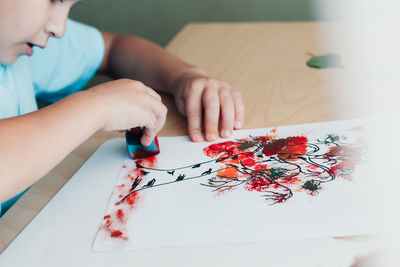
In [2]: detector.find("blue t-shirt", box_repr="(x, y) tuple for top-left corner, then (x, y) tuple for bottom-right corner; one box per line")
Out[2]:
(0, 19), (105, 216)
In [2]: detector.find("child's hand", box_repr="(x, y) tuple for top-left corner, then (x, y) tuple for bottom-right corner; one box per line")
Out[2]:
(89, 79), (167, 146)
(172, 70), (245, 142)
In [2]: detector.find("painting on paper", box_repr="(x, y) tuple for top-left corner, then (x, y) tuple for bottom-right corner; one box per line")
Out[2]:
(93, 119), (375, 252)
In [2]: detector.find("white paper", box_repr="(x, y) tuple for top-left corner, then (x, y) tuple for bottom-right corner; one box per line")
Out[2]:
(93, 119), (379, 252)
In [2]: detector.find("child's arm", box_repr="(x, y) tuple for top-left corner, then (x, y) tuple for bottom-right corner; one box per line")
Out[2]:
(0, 79), (167, 202)
(98, 32), (245, 142)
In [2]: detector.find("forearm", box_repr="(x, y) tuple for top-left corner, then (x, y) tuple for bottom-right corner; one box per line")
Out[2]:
(0, 91), (105, 202)
(100, 33), (206, 95)
(97, 33), (245, 143)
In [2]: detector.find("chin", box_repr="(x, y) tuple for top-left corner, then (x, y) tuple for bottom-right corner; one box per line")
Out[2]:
(0, 55), (19, 66)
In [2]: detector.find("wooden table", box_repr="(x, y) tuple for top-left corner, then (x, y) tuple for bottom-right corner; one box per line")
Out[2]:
(0, 22), (364, 253)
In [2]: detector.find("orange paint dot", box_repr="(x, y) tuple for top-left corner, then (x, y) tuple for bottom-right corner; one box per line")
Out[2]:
(217, 166), (240, 179)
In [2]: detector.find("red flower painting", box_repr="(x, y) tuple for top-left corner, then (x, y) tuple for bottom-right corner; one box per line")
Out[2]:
(99, 129), (366, 240)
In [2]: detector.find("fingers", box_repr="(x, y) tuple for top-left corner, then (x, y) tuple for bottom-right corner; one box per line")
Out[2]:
(144, 85), (167, 133)
(145, 86), (162, 101)
(109, 77), (243, 145)
(93, 79), (168, 136)
(141, 94), (167, 146)
(141, 127), (157, 147)
(218, 84), (235, 138)
(204, 83), (242, 140)
(202, 84), (220, 141)
(232, 89), (245, 129)
(182, 78), (245, 142)
(185, 83), (205, 142)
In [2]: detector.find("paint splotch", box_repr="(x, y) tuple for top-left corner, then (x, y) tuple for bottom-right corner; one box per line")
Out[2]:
(203, 131), (366, 203)
(99, 156), (157, 240)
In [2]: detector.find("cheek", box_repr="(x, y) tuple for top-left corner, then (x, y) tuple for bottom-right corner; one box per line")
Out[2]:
(11, 5), (48, 41)
(0, 23), (29, 64)
(0, 19), (31, 45)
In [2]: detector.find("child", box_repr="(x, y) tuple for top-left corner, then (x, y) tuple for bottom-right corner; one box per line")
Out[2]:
(0, 0), (244, 216)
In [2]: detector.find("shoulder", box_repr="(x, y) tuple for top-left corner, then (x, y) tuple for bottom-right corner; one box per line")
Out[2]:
(60, 19), (104, 48)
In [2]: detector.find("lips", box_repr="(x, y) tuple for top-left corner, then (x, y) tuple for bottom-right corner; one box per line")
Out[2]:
(25, 43), (34, 56)
(25, 42), (46, 56)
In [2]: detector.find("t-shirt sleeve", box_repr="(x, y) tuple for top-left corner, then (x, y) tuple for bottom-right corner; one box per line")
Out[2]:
(27, 19), (105, 104)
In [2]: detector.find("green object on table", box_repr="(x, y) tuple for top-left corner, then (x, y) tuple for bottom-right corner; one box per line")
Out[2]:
(306, 53), (343, 69)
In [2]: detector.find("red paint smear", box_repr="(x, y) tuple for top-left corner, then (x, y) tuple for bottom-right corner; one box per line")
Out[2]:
(330, 164), (342, 176)
(101, 217), (127, 240)
(262, 136), (308, 160)
(204, 135), (308, 168)
(125, 191), (139, 206)
(275, 196), (287, 203)
(324, 146), (361, 161)
(330, 162), (356, 181)
(132, 168), (143, 178)
(111, 230), (123, 238)
(241, 152), (258, 166)
(307, 164), (320, 170)
(101, 154), (158, 240)
(262, 140), (284, 156)
(116, 209), (124, 222)
(132, 155), (158, 178)
(254, 164), (268, 171)
(136, 155), (157, 168)
(204, 141), (238, 160)
(247, 177), (271, 192)
(324, 145), (362, 181)
(131, 148), (159, 160)
(204, 135), (309, 195)
(132, 137), (160, 160)
(281, 176), (301, 186)
(202, 132), (365, 204)
(280, 136), (308, 159)
(204, 138), (267, 166)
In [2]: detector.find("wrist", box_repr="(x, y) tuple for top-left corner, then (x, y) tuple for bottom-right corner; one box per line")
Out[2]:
(75, 89), (110, 131)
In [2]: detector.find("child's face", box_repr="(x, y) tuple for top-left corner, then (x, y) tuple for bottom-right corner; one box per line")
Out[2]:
(0, 0), (79, 65)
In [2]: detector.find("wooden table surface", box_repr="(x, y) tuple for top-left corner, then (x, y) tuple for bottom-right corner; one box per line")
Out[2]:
(0, 22), (364, 253)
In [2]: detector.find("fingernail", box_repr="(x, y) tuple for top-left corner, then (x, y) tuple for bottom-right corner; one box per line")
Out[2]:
(235, 121), (242, 129)
(192, 133), (203, 142)
(141, 138), (151, 147)
(221, 130), (231, 138)
(207, 133), (218, 141)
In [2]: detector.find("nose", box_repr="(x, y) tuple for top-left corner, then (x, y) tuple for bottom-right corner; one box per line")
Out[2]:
(44, 7), (69, 38)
